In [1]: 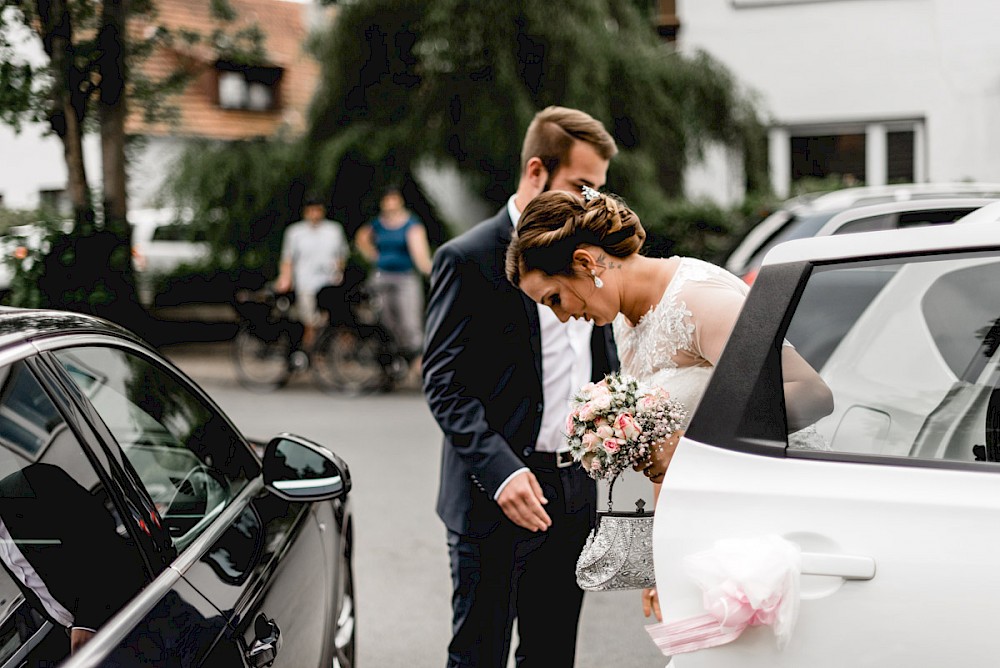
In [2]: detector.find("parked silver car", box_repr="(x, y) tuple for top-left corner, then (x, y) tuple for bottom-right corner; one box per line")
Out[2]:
(725, 183), (1000, 283)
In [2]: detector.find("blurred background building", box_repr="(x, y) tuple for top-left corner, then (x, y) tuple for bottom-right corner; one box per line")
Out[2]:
(679, 0), (1000, 200)
(0, 0), (330, 214)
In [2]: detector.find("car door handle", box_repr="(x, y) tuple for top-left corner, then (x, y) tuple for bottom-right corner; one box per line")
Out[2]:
(247, 614), (281, 668)
(800, 551), (876, 580)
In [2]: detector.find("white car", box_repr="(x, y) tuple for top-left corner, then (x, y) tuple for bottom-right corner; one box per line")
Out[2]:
(129, 208), (210, 305)
(654, 209), (1000, 666)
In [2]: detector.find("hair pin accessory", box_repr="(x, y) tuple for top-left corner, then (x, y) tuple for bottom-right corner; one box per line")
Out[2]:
(582, 185), (601, 202)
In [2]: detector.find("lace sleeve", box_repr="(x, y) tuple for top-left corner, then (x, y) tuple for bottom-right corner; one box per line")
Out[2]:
(680, 275), (749, 366)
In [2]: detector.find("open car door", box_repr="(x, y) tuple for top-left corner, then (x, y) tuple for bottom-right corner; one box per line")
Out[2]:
(654, 215), (1000, 666)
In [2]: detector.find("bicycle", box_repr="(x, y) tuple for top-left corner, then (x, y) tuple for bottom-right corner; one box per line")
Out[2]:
(232, 282), (409, 394)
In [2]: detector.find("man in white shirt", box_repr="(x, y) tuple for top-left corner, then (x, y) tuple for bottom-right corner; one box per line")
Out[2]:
(275, 197), (349, 351)
(423, 107), (619, 668)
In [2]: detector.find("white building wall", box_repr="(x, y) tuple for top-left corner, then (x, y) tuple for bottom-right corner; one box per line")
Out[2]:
(0, 128), (186, 212)
(679, 0), (1000, 198)
(0, 125), (102, 211)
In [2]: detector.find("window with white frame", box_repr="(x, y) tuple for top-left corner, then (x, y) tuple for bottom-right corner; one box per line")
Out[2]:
(769, 120), (925, 197)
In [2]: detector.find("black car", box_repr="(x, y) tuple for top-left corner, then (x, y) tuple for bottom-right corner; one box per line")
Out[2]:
(0, 308), (355, 667)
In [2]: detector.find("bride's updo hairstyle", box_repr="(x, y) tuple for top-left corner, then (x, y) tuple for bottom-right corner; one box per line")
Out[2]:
(506, 189), (646, 287)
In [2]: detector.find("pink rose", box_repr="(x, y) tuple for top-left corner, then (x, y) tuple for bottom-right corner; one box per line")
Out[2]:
(581, 432), (601, 452)
(613, 413), (642, 440)
(595, 423), (615, 441)
(638, 388), (671, 412)
(602, 438), (621, 454)
(577, 402), (597, 422)
(565, 410), (578, 435)
(589, 385), (612, 411)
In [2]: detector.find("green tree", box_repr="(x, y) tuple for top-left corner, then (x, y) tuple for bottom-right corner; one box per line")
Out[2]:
(0, 0), (263, 337)
(168, 0), (770, 271)
(306, 0), (769, 255)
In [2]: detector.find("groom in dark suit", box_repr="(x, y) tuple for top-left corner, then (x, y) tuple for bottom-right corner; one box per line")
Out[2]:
(423, 106), (619, 667)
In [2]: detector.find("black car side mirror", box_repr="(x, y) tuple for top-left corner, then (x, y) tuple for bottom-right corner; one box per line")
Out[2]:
(262, 433), (352, 501)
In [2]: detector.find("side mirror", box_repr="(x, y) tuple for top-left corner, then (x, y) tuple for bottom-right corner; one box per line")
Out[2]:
(262, 434), (351, 501)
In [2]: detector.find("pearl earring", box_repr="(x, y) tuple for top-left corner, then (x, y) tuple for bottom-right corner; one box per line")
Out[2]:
(592, 270), (604, 289)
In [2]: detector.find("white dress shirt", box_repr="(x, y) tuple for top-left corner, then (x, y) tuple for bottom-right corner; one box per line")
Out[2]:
(494, 196), (594, 499)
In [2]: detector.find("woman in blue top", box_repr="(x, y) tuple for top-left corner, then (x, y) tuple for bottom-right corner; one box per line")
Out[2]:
(355, 186), (433, 362)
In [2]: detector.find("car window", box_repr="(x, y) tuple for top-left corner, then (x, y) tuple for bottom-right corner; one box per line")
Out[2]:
(53, 347), (258, 550)
(897, 208), (979, 228)
(150, 223), (208, 243)
(828, 213), (894, 235)
(784, 253), (1000, 464)
(834, 208), (978, 236)
(0, 361), (148, 665)
(745, 211), (837, 270)
(0, 363), (65, 458)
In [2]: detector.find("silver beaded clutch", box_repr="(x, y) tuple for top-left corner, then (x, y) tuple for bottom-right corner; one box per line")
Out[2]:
(575, 496), (655, 591)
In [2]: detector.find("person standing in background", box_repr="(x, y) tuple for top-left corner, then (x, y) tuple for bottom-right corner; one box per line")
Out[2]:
(275, 197), (349, 352)
(355, 186), (433, 364)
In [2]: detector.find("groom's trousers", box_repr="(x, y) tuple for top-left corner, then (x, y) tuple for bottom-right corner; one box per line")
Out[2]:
(446, 460), (596, 668)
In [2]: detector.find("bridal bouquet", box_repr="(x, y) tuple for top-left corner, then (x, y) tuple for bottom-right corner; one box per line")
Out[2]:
(565, 373), (688, 482)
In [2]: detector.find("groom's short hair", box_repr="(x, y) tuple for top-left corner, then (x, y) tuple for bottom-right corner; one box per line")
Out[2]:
(520, 106), (617, 177)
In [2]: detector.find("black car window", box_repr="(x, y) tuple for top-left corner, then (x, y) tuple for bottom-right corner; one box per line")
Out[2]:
(783, 253), (1000, 465)
(0, 361), (148, 665)
(897, 208), (978, 228)
(53, 347), (258, 550)
(745, 211), (837, 270)
(829, 213), (894, 235)
(150, 223), (208, 243)
(0, 364), (64, 458)
(833, 208), (977, 236)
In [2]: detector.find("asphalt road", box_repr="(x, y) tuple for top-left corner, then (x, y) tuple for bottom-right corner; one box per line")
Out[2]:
(164, 342), (667, 668)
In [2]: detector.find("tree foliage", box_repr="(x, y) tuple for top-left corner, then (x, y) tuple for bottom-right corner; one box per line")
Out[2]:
(167, 0), (771, 271)
(303, 0), (770, 257)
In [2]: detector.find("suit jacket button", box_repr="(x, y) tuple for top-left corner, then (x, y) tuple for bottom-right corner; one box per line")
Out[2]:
(522, 447), (532, 457)
(536, 402), (544, 413)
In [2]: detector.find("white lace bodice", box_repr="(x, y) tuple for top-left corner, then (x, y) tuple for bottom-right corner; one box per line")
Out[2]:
(613, 256), (828, 451)
(613, 257), (749, 425)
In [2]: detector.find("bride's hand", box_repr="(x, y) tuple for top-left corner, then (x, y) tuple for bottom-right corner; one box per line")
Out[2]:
(633, 431), (683, 483)
(642, 588), (662, 622)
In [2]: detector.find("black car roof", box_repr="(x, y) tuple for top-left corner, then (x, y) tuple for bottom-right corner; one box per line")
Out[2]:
(0, 307), (142, 351)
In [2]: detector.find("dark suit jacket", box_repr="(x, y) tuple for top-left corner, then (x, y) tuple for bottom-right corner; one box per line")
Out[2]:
(423, 207), (618, 537)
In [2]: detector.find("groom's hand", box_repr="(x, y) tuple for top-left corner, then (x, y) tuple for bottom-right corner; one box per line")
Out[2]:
(497, 471), (551, 532)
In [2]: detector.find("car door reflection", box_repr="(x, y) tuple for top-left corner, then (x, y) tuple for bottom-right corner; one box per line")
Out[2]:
(201, 505), (263, 586)
(0, 463), (146, 643)
(180, 492), (329, 668)
(104, 578), (235, 667)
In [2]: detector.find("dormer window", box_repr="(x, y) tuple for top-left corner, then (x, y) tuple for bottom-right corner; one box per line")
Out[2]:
(215, 61), (283, 111)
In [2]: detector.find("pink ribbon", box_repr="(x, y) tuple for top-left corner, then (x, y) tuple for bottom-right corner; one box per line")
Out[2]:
(645, 587), (785, 656)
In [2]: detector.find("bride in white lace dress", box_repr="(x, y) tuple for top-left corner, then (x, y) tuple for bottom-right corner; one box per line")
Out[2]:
(506, 187), (834, 621)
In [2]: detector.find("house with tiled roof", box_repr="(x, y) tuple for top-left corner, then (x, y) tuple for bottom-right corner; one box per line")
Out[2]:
(0, 0), (329, 212)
